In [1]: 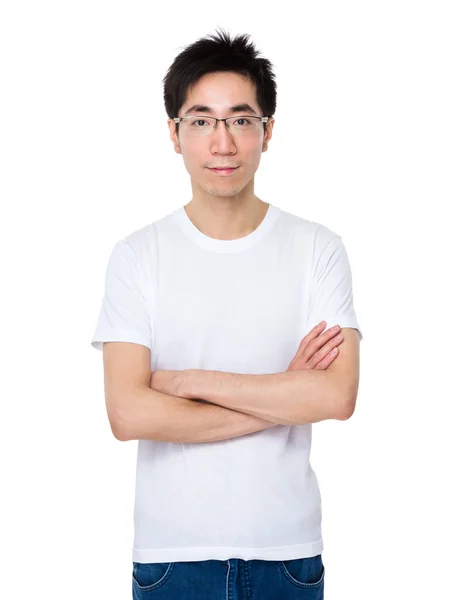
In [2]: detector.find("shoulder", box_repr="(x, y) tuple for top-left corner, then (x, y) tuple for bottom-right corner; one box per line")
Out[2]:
(119, 212), (171, 271)
(277, 207), (341, 250)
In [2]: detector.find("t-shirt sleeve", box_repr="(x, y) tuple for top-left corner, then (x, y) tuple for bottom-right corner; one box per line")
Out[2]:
(90, 240), (153, 351)
(307, 232), (363, 341)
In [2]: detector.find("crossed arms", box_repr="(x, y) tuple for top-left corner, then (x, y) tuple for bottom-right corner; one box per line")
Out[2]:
(150, 327), (360, 426)
(106, 326), (360, 442)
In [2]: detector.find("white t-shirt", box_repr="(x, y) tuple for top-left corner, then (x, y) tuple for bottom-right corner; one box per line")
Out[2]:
(91, 202), (363, 563)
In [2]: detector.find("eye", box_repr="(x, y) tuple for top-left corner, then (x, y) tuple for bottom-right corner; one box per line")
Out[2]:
(234, 118), (251, 126)
(192, 119), (211, 127)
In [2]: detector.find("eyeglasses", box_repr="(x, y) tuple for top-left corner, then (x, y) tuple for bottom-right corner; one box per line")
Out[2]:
(172, 115), (269, 136)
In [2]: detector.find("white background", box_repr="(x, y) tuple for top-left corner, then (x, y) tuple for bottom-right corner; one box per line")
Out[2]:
(1, 1), (448, 598)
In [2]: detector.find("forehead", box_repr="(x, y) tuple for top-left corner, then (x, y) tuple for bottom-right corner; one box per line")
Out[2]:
(181, 72), (261, 115)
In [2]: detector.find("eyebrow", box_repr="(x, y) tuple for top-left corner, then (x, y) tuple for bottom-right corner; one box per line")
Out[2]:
(183, 103), (258, 116)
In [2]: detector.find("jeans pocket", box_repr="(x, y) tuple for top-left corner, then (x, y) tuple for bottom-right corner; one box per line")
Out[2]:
(278, 554), (325, 589)
(132, 561), (175, 591)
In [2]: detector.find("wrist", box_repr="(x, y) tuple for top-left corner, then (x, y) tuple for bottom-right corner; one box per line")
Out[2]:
(181, 369), (196, 400)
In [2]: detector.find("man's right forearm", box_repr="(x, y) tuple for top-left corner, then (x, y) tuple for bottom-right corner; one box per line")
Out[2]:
(118, 386), (277, 443)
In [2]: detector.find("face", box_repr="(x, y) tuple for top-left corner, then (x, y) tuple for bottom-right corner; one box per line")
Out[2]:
(168, 71), (274, 198)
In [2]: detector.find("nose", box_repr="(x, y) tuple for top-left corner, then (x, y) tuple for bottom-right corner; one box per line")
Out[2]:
(209, 119), (237, 154)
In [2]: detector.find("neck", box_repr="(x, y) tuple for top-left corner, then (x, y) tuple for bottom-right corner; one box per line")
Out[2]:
(184, 197), (269, 241)
(184, 181), (269, 241)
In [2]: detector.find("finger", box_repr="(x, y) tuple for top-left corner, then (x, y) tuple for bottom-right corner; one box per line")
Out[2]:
(303, 325), (341, 364)
(314, 346), (339, 369)
(293, 321), (327, 358)
(307, 332), (344, 368)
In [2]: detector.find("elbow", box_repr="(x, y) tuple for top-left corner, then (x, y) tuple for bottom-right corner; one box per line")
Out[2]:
(111, 422), (129, 441)
(110, 412), (131, 442)
(337, 406), (355, 421)
(112, 427), (129, 442)
(336, 392), (357, 421)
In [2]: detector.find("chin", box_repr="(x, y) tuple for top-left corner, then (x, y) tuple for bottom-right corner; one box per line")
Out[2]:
(202, 184), (246, 197)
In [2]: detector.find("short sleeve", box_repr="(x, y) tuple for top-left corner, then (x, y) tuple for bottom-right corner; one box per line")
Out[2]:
(307, 232), (363, 341)
(90, 240), (153, 351)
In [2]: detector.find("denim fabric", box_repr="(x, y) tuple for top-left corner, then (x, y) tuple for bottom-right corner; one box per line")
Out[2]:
(132, 554), (324, 599)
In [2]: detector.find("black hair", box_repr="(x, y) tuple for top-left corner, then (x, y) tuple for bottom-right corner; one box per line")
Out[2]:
(162, 27), (277, 137)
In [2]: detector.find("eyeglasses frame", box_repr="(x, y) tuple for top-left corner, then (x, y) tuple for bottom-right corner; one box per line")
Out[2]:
(172, 114), (269, 134)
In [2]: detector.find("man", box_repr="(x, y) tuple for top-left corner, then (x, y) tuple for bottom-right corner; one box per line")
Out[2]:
(91, 27), (362, 599)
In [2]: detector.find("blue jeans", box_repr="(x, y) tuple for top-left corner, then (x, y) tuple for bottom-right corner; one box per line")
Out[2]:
(132, 554), (325, 599)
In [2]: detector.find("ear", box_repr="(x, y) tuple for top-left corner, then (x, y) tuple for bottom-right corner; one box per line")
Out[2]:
(262, 118), (275, 152)
(168, 119), (182, 155)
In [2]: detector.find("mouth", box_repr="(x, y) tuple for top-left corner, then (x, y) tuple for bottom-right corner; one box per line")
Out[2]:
(208, 166), (240, 175)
